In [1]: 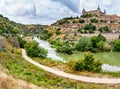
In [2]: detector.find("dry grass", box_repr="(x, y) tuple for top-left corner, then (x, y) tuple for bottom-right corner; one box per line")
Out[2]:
(0, 69), (44, 89)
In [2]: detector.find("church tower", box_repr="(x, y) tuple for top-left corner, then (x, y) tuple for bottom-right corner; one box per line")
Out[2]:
(104, 10), (106, 15)
(82, 8), (86, 15)
(97, 6), (100, 11)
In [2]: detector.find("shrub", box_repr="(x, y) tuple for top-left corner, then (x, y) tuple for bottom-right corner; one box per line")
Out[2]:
(84, 24), (96, 31)
(78, 28), (83, 33)
(88, 29), (94, 33)
(56, 30), (61, 35)
(56, 44), (72, 54)
(91, 34), (107, 51)
(81, 14), (92, 18)
(97, 41), (105, 50)
(103, 42), (112, 52)
(78, 19), (85, 23)
(90, 18), (98, 23)
(24, 42), (48, 58)
(18, 37), (26, 48)
(91, 36), (99, 48)
(113, 39), (120, 51)
(74, 52), (102, 72)
(98, 33), (106, 42)
(98, 26), (109, 33)
(41, 30), (48, 34)
(75, 36), (93, 51)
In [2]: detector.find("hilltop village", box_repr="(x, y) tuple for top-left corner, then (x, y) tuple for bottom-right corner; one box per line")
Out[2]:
(49, 7), (120, 42)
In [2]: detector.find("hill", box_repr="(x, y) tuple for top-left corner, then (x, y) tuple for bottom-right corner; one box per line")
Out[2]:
(52, 7), (120, 33)
(49, 7), (120, 42)
(0, 15), (48, 37)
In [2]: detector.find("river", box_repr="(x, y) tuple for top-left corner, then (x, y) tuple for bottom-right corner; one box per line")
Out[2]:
(33, 37), (120, 72)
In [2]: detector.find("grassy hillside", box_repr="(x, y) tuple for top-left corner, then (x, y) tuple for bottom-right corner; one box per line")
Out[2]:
(0, 36), (115, 89)
(0, 15), (26, 35)
(0, 14), (47, 37)
(0, 65), (43, 89)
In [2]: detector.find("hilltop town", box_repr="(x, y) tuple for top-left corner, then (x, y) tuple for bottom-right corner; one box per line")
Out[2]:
(50, 6), (120, 42)
(53, 6), (120, 31)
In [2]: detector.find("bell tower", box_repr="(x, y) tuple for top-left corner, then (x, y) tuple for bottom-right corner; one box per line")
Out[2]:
(104, 10), (106, 15)
(97, 6), (100, 11)
(82, 8), (86, 15)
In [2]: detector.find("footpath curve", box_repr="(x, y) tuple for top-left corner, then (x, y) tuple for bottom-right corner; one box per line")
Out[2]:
(21, 49), (120, 84)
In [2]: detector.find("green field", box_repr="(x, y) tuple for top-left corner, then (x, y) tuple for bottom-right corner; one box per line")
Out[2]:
(59, 51), (120, 67)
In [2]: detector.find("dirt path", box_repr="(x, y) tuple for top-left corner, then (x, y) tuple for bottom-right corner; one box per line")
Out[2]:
(22, 49), (120, 84)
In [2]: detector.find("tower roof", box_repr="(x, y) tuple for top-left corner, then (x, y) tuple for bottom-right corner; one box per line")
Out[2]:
(97, 6), (100, 10)
(82, 8), (85, 11)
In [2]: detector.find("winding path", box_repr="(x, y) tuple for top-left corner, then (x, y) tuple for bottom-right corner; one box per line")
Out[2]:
(21, 49), (120, 84)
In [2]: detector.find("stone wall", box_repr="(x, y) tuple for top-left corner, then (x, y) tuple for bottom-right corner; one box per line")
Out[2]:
(0, 41), (3, 50)
(0, 37), (3, 50)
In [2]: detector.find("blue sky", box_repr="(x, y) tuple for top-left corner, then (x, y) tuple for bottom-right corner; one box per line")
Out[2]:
(0, 0), (120, 25)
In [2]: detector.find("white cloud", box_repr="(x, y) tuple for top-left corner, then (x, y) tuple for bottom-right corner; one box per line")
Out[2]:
(0, 0), (120, 25)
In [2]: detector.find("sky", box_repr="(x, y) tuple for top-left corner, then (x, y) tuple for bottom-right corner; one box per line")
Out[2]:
(0, 0), (120, 25)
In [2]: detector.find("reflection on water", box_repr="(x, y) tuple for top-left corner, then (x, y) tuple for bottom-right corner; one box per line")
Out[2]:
(102, 64), (120, 72)
(33, 37), (64, 62)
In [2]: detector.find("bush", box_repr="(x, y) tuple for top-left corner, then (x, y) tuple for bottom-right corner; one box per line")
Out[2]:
(98, 26), (109, 33)
(84, 24), (96, 31)
(56, 30), (61, 35)
(97, 41), (105, 50)
(56, 44), (72, 54)
(103, 42), (112, 52)
(18, 37), (26, 48)
(91, 36), (99, 48)
(91, 34), (107, 51)
(78, 19), (85, 23)
(88, 29), (94, 33)
(75, 36), (93, 51)
(78, 28), (83, 33)
(24, 42), (48, 58)
(81, 14), (92, 18)
(98, 34), (106, 42)
(90, 18), (98, 23)
(113, 39), (120, 51)
(74, 52), (102, 72)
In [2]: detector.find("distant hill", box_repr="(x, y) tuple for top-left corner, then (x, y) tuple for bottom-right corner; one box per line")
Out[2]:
(0, 15), (47, 36)
(0, 15), (28, 35)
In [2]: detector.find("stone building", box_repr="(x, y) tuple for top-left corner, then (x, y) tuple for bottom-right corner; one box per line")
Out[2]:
(82, 6), (120, 23)
(82, 6), (106, 16)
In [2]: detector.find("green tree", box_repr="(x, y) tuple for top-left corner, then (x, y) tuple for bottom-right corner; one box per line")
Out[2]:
(78, 19), (85, 23)
(75, 37), (93, 51)
(90, 18), (98, 23)
(56, 29), (61, 35)
(56, 44), (72, 54)
(97, 41), (105, 50)
(18, 37), (26, 48)
(91, 36), (99, 48)
(98, 26), (109, 33)
(88, 29), (94, 33)
(78, 28), (83, 33)
(74, 52), (102, 72)
(98, 33), (106, 42)
(84, 24), (96, 31)
(113, 39), (120, 51)
(24, 42), (48, 58)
